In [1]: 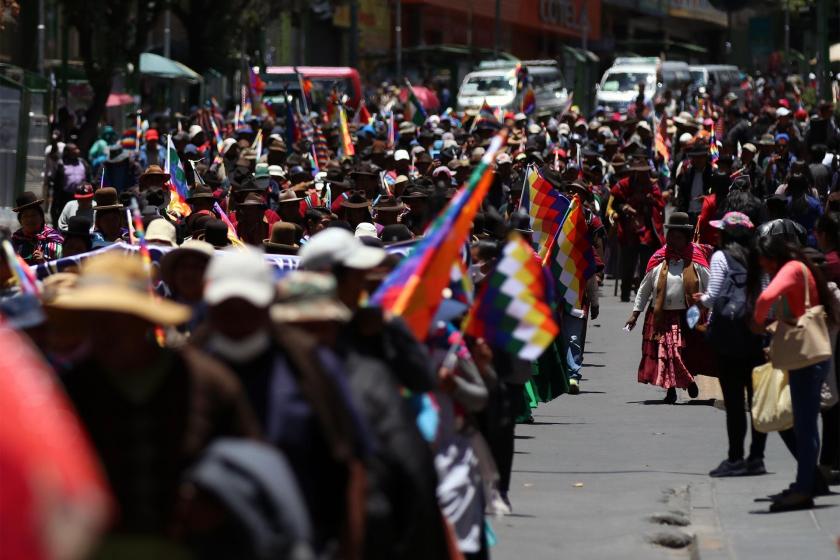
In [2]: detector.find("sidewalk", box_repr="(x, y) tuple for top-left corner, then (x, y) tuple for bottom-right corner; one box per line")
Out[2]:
(491, 289), (840, 560)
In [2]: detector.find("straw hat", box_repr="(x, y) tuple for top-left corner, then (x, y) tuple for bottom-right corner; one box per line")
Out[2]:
(48, 252), (191, 325)
(271, 271), (352, 323)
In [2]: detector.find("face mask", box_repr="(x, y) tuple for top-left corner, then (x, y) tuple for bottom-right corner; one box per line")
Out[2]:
(207, 330), (271, 363)
(470, 263), (486, 283)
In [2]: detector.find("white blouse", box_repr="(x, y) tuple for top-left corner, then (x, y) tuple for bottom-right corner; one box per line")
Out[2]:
(633, 259), (710, 312)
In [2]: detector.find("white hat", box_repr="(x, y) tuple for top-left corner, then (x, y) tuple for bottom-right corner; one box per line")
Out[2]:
(410, 145), (426, 157)
(427, 114), (440, 125)
(441, 132), (455, 142)
(299, 228), (385, 271)
(514, 112), (527, 121)
(527, 123), (542, 135)
(145, 218), (177, 247)
(742, 142), (757, 154)
(558, 123), (571, 135)
(188, 124), (204, 139)
(679, 132), (694, 145)
(221, 138), (237, 155)
(776, 107), (791, 117)
(355, 222), (378, 238)
(443, 139), (458, 150)
(636, 121), (651, 132)
(268, 165), (285, 177)
(204, 247), (275, 308)
(496, 152), (512, 165)
(394, 149), (410, 162)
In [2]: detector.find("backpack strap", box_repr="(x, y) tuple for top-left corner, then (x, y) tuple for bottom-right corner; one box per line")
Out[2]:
(801, 262), (811, 309)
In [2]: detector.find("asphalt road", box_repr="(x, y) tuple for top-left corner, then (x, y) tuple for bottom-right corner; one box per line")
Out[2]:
(492, 284), (840, 560)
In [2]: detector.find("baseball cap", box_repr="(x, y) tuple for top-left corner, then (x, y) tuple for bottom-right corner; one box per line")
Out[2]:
(354, 222), (378, 238)
(742, 143), (757, 154)
(75, 182), (94, 199)
(776, 107), (791, 117)
(204, 248), (275, 308)
(272, 271), (352, 323)
(709, 211), (754, 233)
(188, 124), (204, 139)
(394, 149), (410, 162)
(299, 228), (386, 271)
(145, 129), (159, 142)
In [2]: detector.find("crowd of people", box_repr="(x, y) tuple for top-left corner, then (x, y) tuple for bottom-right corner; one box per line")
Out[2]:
(2, 68), (840, 559)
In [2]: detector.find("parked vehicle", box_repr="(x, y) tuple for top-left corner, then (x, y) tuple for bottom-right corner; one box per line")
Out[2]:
(261, 66), (362, 110)
(689, 64), (743, 99)
(595, 57), (691, 113)
(456, 60), (569, 116)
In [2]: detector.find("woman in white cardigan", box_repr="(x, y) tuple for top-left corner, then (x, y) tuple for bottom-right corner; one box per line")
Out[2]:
(625, 212), (713, 404)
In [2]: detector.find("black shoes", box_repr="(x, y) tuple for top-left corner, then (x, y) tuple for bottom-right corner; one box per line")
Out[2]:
(745, 458), (767, 476)
(709, 459), (748, 477)
(769, 492), (814, 512)
(687, 382), (699, 398)
(663, 388), (678, 404)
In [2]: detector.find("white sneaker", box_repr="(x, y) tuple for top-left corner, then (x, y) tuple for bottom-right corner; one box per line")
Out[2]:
(486, 489), (512, 516)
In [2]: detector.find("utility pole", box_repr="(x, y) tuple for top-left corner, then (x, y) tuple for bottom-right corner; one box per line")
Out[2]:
(163, 2), (171, 58)
(37, 0), (45, 75)
(494, 0), (501, 57)
(783, 2), (790, 63)
(349, 0), (358, 67)
(395, 0), (402, 79)
(817, 0), (830, 100)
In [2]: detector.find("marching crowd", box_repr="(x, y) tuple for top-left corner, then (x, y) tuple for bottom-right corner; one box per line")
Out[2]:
(2, 71), (840, 559)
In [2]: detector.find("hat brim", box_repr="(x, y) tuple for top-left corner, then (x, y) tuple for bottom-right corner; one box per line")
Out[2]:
(13, 199), (45, 212)
(262, 242), (300, 255)
(139, 172), (171, 184)
(74, 192), (95, 200)
(341, 202), (371, 209)
(205, 277), (275, 308)
(271, 299), (352, 323)
(95, 204), (125, 211)
(664, 224), (695, 231)
(187, 193), (215, 202)
(49, 286), (191, 326)
(343, 245), (386, 270)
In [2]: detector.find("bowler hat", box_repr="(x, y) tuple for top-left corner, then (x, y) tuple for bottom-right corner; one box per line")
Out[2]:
(13, 191), (44, 212)
(664, 212), (694, 231)
(263, 222), (300, 255)
(93, 187), (124, 211)
(139, 164), (170, 186)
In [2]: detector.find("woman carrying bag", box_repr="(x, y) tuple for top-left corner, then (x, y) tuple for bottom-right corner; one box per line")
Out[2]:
(695, 212), (768, 478)
(753, 236), (837, 512)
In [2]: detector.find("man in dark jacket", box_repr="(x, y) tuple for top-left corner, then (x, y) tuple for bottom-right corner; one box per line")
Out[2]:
(675, 140), (713, 222)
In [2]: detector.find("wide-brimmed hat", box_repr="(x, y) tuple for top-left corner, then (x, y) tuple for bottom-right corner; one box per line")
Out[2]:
(139, 164), (170, 186)
(277, 190), (300, 205)
(686, 141), (710, 157)
(709, 211), (754, 234)
(13, 192), (44, 213)
(145, 218), (177, 246)
(271, 271), (352, 323)
(400, 184), (430, 200)
(627, 158), (651, 172)
(73, 182), (95, 200)
(239, 192), (267, 208)
(93, 187), (124, 211)
(340, 191), (370, 209)
(106, 144), (130, 163)
(566, 181), (593, 202)
(61, 215), (93, 242)
(664, 212), (694, 231)
(757, 133), (776, 146)
(48, 252), (191, 325)
(262, 222), (300, 255)
(160, 239), (215, 288)
(187, 184), (215, 203)
(373, 196), (404, 213)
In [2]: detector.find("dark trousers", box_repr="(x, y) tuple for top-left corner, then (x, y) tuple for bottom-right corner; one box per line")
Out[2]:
(820, 334), (840, 469)
(718, 356), (767, 462)
(787, 360), (830, 494)
(619, 243), (655, 301)
(478, 382), (518, 495)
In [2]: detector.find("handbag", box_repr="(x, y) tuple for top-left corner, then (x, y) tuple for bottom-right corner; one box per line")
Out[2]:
(751, 362), (794, 433)
(768, 263), (832, 371)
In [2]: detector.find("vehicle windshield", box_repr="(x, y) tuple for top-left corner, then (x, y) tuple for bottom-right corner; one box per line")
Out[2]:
(600, 71), (654, 92)
(690, 70), (705, 87)
(460, 75), (516, 96)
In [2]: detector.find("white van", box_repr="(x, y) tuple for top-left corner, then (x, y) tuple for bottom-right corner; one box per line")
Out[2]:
(689, 65), (743, 99)
(456, 60), (568, 116)
(596, 57), (691, 113)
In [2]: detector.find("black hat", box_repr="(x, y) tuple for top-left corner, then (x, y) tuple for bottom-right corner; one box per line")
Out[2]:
(61, 215), (93, 245)
(664, 212), (694, 231)
(13, 192), (44, 213)
(202, 219), (231, 248)
(380, 224), (413, 245)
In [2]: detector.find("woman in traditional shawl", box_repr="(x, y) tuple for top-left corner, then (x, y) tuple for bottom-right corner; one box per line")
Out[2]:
(625, 212), (713, 404)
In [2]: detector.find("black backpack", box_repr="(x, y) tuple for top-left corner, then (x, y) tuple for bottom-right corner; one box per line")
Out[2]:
(708, 251), (760, 356)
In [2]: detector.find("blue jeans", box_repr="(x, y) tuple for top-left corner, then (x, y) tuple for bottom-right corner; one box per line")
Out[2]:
(563, 312), (585, 381)
(789, 360), (830, 494)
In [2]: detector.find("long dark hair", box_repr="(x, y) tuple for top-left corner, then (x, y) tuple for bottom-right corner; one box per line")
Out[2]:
(816, 212), (840, 251)
(756, 235), (837, 325)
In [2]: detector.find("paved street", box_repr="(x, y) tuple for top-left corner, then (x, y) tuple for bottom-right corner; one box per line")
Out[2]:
(494, 285), (840, 560)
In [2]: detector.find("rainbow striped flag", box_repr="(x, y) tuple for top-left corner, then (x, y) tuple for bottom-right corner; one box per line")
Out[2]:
(545, 195), (596, 312)
(405, 79), (427, 126)
(521, 86), (536, 115)
(370, 131), (507, 340)
(165, 136), (192, 218)
(465, 235), (558, 361)
(519, 166), (570, 259)
(710, 126), (719, 168)
(338, 106), (355, 157)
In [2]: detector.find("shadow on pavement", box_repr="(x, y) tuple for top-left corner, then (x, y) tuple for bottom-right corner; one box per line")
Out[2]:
(749, 504), (837, 515)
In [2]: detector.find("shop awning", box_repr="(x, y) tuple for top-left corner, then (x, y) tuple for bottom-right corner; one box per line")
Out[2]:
(616, 39), (707, 56)
(139, 53), (202, 83)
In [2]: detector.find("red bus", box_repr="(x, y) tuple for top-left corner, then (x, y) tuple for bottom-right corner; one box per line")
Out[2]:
(261, 66), (362, 110)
